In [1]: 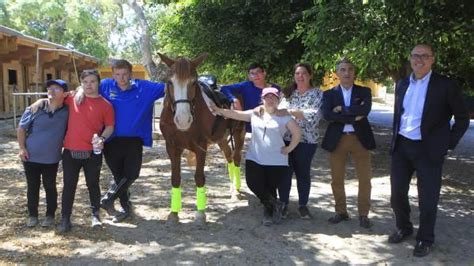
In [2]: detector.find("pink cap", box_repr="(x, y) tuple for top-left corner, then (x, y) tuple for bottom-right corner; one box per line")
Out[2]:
(261, 87), (280, 98)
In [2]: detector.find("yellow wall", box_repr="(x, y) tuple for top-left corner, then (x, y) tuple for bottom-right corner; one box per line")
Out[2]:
(321, 72), (381, 96)
(98, 64), (149, 80)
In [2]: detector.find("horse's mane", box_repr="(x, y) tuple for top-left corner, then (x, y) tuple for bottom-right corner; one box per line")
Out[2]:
(173, 57), (197, 83)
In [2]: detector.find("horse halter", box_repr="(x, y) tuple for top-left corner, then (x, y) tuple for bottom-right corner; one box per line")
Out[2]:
(166, 80), (196, 116)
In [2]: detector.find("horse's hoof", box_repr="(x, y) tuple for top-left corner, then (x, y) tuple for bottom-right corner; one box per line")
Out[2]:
(166, 212), (179, 226)
(193, 211), (207, 229)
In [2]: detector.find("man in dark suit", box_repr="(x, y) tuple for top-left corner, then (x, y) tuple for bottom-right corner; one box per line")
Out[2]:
(322, 58), (376, 229)
(388, 44), (469, 257)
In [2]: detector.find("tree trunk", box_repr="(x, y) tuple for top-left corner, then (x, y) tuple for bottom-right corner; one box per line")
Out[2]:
(126, 0), (167, 81)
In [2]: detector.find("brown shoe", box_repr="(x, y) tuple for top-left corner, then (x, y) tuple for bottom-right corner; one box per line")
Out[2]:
(328, 213), (349, 224)
(359, 216), (373, 228)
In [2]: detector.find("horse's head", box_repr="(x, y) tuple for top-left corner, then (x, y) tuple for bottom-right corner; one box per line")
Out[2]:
(158, 52), (208, 131)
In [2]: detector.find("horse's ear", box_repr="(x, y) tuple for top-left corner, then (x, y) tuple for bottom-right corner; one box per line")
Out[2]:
(158, 52), (175, 67)
(191, 53), (208, 68)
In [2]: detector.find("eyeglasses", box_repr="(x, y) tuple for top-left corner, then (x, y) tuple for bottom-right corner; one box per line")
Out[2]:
(47, 87), (63, 92)
(249, 69), (264, 77)
(410, 54), (433, 60)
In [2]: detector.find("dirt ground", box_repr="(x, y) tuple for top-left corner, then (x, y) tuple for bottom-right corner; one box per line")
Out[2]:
(0, 121), (473, 265)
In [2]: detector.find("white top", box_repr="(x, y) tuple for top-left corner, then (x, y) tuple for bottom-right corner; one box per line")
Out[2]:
(340, 85), (355, 132)
(279, 88), (323, 144)
(246, 112), (292, 166)
(399, 71), (432, 140)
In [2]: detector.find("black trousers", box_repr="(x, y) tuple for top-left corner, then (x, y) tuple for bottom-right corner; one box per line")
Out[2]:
(23, 161), (59, 217)
(61, 149), (102, 217)
(245, 159), (287, 205)
(103, 137), (143, 210)
(390, 136), (443, 244)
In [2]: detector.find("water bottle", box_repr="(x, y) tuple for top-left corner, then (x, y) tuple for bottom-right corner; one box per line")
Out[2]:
(92, 133), (102, 155)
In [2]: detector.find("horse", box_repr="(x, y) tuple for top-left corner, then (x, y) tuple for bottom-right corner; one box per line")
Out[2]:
(197, 75), (246, 199)
(157, 52), (244, 225)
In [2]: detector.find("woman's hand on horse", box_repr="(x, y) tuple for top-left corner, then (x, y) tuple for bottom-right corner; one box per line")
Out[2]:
(252, 105), (264, 117)
(210, 103), (223, 116)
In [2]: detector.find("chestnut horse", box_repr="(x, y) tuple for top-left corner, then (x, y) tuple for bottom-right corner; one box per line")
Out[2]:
(158, 53), (244, 225)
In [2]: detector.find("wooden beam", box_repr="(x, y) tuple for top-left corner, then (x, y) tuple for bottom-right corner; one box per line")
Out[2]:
(0, 36), (18, 54)
(39, 51), (60, 64)
(0, 46), (35, 62)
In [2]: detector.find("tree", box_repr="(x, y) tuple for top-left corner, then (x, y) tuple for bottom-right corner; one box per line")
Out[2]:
(154, 0), (312, 84)
(294, 0), (474, 91)
(1, 0), (119, 62)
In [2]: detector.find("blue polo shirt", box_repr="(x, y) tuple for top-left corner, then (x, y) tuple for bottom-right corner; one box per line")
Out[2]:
(221, 81), (280, 132)
(100, 78), (165, 147)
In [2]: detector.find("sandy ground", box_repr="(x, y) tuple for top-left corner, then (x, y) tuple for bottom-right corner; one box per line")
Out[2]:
(0, 120), (473, 265)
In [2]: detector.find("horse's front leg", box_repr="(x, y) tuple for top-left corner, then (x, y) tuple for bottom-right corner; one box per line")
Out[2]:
(193, 142), (207, 225)
(166, 141), (183, 225)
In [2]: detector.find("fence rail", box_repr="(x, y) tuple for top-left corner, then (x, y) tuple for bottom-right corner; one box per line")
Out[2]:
(12, 92), (48, 128)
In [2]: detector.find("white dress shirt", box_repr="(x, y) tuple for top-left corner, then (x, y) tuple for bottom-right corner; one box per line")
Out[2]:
(399, 71), (432, 140)
(341, 85), (355, 133)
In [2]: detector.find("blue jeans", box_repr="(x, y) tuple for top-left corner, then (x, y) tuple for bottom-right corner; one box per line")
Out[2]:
(278, 142), (317, 206)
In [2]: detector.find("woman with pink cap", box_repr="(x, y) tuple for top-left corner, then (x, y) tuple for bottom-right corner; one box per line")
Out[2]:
(212, 87), (301, 226)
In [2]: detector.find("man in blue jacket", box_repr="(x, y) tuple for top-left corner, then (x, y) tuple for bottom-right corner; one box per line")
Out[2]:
(99, 60), (165, 222)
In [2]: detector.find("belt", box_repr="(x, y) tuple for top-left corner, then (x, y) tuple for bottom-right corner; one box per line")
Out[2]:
(398, 134), (422, 143)
(343, 132), (355, 135)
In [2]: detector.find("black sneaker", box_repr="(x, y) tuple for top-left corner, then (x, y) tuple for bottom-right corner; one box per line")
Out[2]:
(100, 200), (118, 216)
(388, 229), (413, 244)
(272, 201), (284, 224)
(413, 241), (432, 257)
(112, 211), (130, 223)
(281, 204), (288, 219)
(298, 206), (312, 220)
(57, 217), (72, 233)
(262, 206), (273, 226)
(26, 216), (39, 227)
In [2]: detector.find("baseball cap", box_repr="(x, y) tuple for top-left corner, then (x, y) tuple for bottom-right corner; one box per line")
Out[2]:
(261, 87), (280, 98)
(46, 79), (68, 91)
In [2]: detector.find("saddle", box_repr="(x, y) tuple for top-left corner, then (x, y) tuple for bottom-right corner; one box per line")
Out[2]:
(198, 75), (231, 109)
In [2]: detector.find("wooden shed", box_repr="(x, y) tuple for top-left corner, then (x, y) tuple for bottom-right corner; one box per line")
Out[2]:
(0, 25), (99, 118)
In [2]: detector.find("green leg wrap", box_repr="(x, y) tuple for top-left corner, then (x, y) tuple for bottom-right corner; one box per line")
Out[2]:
(196, 186), (207, 211)
(171, 187), (182, 213)
(234, 166), (241, 191)
(227, 162), (235, 182)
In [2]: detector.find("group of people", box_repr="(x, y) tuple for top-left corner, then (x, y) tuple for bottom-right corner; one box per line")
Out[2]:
(18, 60), (165, 233)
(17, 43), (469, 258)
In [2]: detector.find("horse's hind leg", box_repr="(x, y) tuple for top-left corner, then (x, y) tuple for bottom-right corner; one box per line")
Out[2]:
(217, 138), (236, 194)
(193, 145), (207, 226)
(166, 143), (183, 226)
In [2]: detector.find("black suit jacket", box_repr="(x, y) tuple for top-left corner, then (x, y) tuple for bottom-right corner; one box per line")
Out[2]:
(391, 72), (469, 162)
(321, 84), (376, 152)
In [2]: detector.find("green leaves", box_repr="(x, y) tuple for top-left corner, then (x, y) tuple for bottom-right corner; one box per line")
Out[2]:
(294, 0), (473, 91)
